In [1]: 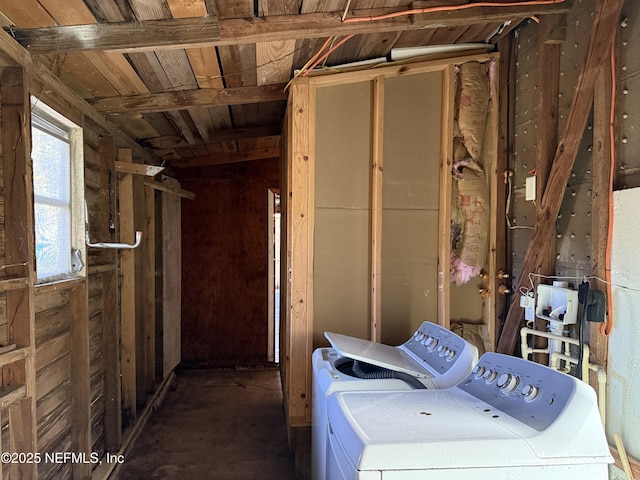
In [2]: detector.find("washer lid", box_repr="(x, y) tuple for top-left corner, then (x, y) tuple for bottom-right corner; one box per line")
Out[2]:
(324, 332), (434, 379)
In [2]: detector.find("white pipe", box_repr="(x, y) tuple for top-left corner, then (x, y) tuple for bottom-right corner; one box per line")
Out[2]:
(86, 230), (142, 249)
(523, 326), (607, 426)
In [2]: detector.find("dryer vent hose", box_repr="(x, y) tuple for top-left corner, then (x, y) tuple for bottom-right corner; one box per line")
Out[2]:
(352, 360), (427, 389)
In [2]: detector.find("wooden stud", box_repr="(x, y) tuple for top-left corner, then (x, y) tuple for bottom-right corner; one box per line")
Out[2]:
(143, 185), (156, 393)
(98, 135), (122, 451)
(286, 80), (313, 427)
(370, 76), (384, 343)
(161, 179), (181, 378)
(495, 34), (515, 348)
(118, 148), (137, 427)
(70, 282), (91, 479)
(484, 59), (499, 350)
(531, 34), (561, 364)
(1, 65), (37, 479)
(438, 66), (455, 330)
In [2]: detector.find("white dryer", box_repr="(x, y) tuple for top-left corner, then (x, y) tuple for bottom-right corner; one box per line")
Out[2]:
(312, 321), (478, 480)
(326, 352), (613, 480)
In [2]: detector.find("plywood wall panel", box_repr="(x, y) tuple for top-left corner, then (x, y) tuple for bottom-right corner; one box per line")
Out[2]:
(178, 159), (279, 367)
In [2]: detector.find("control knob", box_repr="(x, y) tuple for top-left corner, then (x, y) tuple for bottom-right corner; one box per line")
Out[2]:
(482, 369), (498, 384)
(425, 337), (438, 352)
(497, 373), (519, 395)
(437, 345), (447, 357)
(522, 384), (540, 402)
(472, 365), (486, 379)
(445, 349), (456, 361)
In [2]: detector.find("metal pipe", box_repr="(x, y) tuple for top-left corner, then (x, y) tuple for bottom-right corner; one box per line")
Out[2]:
(84, 201), (143, 249)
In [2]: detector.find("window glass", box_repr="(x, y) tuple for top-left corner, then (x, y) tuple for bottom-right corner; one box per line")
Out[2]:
(32, 105), (76, 282)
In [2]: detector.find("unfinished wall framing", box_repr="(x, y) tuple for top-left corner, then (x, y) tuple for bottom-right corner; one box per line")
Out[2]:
(281, 53), (500, 432)
(0, 28), (189, 480)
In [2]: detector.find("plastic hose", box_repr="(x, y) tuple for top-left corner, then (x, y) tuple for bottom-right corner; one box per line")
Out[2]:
(352, 360), (427, 389)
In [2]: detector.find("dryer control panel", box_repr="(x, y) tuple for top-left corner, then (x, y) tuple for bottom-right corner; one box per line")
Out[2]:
(402, 321), (475, 375)
(457, 352), (576, 431)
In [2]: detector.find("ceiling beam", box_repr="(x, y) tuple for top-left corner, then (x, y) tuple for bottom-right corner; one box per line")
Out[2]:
(139, 125), (282, 149)
(90, 84), (287, 114)
(8, 2), (571, 55)
(174, 147), (280, 167)
(7, 17), (220, 55)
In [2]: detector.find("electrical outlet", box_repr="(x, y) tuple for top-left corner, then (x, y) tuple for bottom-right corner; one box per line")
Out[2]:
(525, 176), (536, 201)
(520, 294), (535, 321)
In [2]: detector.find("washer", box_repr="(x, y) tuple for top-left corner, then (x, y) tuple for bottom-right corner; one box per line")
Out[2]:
(312, 321), (478, 480)
(326, 352), (613, 480)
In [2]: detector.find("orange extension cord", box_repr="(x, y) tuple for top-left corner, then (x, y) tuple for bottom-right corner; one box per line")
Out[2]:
(342, 0), (566, 23)
(603, 42), (616, 336)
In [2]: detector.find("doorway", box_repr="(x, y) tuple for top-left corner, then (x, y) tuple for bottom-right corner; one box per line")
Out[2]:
(267, 189), (281, 363)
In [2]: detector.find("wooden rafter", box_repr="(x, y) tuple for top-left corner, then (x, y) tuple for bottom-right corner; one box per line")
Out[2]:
(174, 147), (280, 168)
(90, 84), (287, 114)
(496, 0), (624, 355)
(9, 2), (571, 55)
(139, 125), (282, 149)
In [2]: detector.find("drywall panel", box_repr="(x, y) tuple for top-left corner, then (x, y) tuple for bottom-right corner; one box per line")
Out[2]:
(381, 211), (439, 346)
(382, 72), (441, 345)
(313, 209), (370, 347)
(314, 81), (372, 346)
(315, 82), (371, 209)
(383, 73), (441, 210)
(608, 187), (640, 460)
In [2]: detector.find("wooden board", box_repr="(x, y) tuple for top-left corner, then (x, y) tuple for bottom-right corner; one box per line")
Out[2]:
(161, 181), (181, 377)
(118, 148), (136, 426)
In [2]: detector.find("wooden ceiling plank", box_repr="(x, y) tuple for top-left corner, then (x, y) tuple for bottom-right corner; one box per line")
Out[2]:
(53, 52), (120, 98)
(257, 40), (297, 85)
(0, 0), (56, 28)
(82, 0), (136, 23)
(174, 147), (280, 168)
(90, 84), (287, 114)
(163, 112), (195, 145)
(187, 107), (216, 142)
(356, 31), (403, 60)
(83, 51), (149, 95)
(215, 0), (253, 20)
(167, 0), (235, 141)
(10, 3), (572, 54)
(183, 46), (224, 89)
(496, 0), (625, 355)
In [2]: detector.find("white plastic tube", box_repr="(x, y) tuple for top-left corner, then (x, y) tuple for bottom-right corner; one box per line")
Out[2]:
(521, 327), (607, 426)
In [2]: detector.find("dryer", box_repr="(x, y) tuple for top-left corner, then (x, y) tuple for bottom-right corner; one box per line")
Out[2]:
(312, 321), (478, 480)
(326, 352), (613, 480)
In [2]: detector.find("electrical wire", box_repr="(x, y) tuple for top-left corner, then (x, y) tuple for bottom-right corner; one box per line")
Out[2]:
(341, 0), (566, 24)
(602, 42), (616, 337)
(301, 34), (355, 77)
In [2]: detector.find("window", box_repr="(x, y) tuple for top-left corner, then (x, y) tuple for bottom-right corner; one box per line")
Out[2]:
(31, 100), (85, 283)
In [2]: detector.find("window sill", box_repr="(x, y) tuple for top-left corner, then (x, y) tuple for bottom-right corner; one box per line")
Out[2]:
(35, 276), (85, 294)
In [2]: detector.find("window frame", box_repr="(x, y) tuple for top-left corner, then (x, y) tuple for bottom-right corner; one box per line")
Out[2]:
(31, 98), (86, 284)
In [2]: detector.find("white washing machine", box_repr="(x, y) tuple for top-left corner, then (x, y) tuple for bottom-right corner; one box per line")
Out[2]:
(312, 321), (478, 480)
(326, 352), (613, 480)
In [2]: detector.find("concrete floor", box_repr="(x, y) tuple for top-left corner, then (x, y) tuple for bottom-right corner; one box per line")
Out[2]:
(114, 367), (296, 480)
